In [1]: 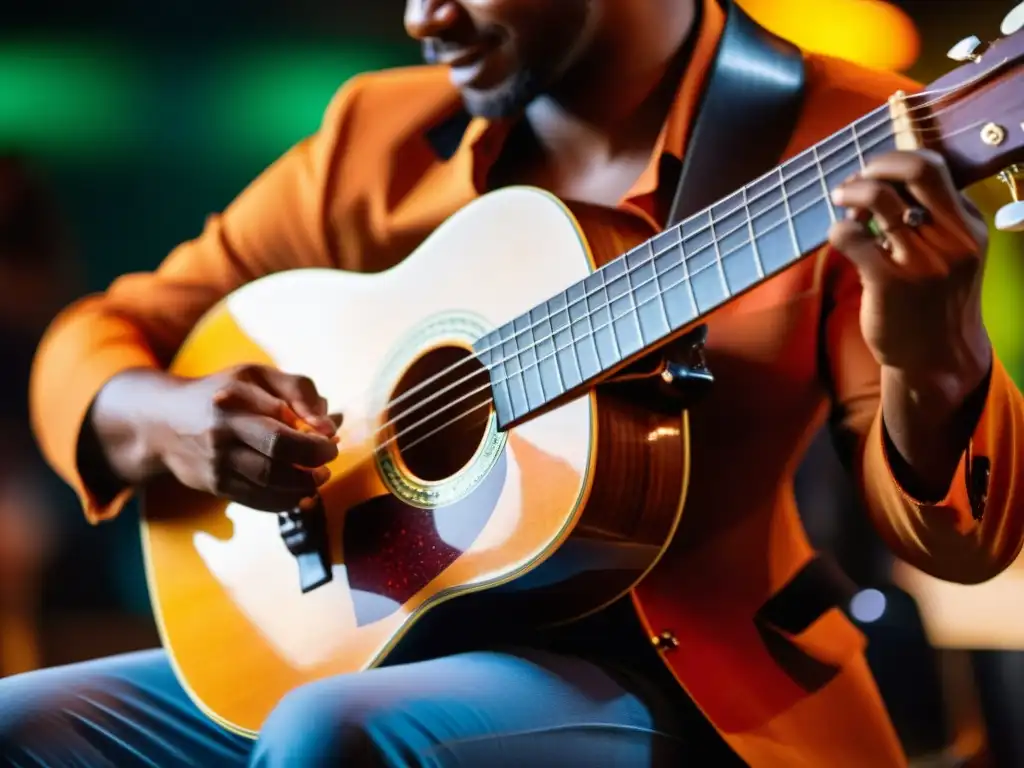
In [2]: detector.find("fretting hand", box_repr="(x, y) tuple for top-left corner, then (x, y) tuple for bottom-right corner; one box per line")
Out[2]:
(828, 149), (992, 392)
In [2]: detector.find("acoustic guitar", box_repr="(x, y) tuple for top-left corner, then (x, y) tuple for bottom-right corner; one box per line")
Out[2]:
(142, 20), (1024, 736)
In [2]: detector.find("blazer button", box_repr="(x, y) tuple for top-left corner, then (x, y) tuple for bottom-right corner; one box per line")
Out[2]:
(651, 630), (679, 651)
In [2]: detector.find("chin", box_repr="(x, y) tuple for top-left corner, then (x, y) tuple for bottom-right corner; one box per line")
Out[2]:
(460, 70), (540, 120)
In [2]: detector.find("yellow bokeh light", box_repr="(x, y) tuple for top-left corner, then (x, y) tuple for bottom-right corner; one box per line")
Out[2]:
(737, 0), (920, 72)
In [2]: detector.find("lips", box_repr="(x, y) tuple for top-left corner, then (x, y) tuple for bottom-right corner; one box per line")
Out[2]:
(433, 40), (495, 69)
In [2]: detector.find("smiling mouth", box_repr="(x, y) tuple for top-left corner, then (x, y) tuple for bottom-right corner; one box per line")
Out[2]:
(436, 44), (488, 68)
(431, 31), (502, 68)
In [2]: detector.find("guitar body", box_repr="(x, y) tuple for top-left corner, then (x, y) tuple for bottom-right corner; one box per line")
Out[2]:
(141, 187), (691, 736)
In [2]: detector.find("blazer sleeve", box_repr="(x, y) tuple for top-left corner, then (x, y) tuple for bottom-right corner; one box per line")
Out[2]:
(821, 247), (1024, 584)
(29, 78), (366, 525)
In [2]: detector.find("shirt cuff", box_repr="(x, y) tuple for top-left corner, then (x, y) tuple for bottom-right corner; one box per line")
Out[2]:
(866, 358), (1004, 531)
(30, 301), (159, 525)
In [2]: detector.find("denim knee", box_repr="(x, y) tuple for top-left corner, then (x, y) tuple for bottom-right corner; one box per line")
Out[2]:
(251, 682), (393, 768)
(0, 671), (78, 760)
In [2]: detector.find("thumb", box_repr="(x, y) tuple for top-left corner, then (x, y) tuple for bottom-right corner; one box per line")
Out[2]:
(258, 368), (337, 437)
(294, 412), (344, 441)
(291, 405), (340, 438)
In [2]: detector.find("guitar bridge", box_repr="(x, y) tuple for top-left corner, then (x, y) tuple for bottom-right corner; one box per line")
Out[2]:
(278, 497), (333, 593)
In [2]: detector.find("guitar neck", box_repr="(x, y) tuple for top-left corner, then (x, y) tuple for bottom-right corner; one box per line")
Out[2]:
(478, 102), (901, 430)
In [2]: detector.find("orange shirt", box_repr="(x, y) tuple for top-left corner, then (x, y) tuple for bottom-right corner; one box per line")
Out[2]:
(29, 1), (1024, 765)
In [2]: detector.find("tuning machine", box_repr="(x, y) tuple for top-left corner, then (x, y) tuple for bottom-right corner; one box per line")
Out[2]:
(995, 165), (1024, 232)
(947, 35), (985, 63)
(1003, 2), (1024, 36)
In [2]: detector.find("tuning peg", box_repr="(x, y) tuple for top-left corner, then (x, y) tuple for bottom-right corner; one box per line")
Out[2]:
(1002, 2), (1024, 35)
(995, 166), (1024, 231)
(947, 35), (984, 62)
(996, 202), (1024, 231)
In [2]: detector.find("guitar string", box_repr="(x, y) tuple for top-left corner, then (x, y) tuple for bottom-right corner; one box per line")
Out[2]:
(369, 68), (998, 428)
(379, 104), (1014, 457)
(375, 114), (1003, 453)
(378, 108), (1005, 454)
(365, 81), (992, 444)
(379, 109), (893, 426)
(381, 130), (903, 447)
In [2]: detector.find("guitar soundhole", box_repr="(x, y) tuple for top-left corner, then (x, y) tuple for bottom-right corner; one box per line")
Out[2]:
(387, 345), (492, 482)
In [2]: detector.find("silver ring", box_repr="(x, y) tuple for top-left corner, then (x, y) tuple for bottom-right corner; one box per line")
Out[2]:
(902, 206), (929, 229)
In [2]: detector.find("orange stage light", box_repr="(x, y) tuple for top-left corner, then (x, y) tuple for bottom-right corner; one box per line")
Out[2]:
(737, 0), (920, 72)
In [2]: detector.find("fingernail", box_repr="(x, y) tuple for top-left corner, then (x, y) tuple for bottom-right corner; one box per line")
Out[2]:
(312, 467), (331, 485)
(830, 189), (843, 205)
(298, 496), (318, 511)
(331, 435), (341, 444)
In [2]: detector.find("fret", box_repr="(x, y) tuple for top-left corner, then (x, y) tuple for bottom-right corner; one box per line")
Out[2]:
(566, 281), (602, 382)
(547, 290), (581, 392)
(857, 117), (898, 162)
(626, 241), (671, 345)
(604, 258), (644, 359)
(475, 326), (514, 426)
(584, 267), (622, 371)
(818, 122), (896, 221)
(500, 321), (529, 422)
(481, 115), (899, 430)
(681, 210), (729, 313)
(781, 154), (833, 254)
(742, 185), (765, 279)
(652, 226), (698, 330)
(745, 171), (799, 274)
(812, 145), (836, 223)
(710, 206), (731, 298)
(515, 310), (543, 410)
(713, 189), (760, 296)
(776, 167), (803, 258)
(818, 127), (863, 221)
(851, 121), (867, 169)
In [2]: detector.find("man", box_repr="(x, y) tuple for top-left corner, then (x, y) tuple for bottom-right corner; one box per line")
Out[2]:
(4, 0), (1023, 765)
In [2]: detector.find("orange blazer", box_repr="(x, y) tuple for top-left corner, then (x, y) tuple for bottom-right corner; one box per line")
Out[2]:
(29, 1), (1024, 765)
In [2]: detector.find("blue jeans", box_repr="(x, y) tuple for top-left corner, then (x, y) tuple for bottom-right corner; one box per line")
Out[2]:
(0, 645), (736, 767)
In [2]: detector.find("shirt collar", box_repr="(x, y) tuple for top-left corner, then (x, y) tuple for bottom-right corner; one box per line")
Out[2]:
(423, 0), (728, 223)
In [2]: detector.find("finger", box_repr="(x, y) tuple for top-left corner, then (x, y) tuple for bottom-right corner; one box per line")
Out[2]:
(830, 180), (938, 274)
(213, 379), (342, 447)
(296, 412), (344, 442)
(259, 369), (336, 436)
(856, 150), (977, 252)
(215, 472), (313, 513)
(827, 219), (896, 278)
(227, 445), (331, 491)
(961, 193), (984, 221)
(830, 178), (907, 233)
(229, 413), (340, 468)
(213, 379), (295, 422)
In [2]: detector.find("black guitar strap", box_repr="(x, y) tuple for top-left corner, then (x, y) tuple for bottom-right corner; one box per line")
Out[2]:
(666, 0), (806, 226)
(664, 4), (867, 694)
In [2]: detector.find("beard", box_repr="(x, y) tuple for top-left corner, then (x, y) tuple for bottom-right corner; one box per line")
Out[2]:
(458, 67), (543, 120)
(422, 0), (590, 121)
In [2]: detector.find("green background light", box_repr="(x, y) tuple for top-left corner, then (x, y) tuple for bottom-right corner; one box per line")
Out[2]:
(0, 39), (142, 157)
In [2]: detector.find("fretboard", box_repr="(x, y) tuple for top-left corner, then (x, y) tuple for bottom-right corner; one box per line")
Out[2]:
(477, 105), (897, 429)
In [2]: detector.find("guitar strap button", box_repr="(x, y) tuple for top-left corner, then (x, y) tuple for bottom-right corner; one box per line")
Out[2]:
(651, 630), (680, 651)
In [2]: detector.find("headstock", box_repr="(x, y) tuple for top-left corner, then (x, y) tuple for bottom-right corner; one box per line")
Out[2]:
(910, 2), (1024, 231)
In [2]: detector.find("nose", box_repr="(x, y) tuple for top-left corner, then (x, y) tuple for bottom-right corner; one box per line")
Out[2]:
(405, 0), (460, 41)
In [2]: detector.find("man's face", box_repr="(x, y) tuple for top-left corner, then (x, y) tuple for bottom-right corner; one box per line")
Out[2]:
(405, 0), (592, 119)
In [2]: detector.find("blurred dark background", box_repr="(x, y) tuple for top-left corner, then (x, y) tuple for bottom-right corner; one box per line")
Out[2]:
(2, 1), (1022, 766)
